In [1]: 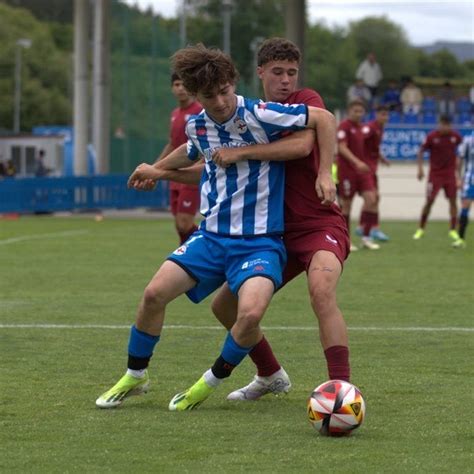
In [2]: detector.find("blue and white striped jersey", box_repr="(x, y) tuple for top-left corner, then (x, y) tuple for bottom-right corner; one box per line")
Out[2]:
(185, 95), (308, 236)
(459, 133), (474, 192)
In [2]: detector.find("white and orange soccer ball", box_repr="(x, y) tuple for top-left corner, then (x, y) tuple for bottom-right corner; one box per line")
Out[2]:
(307, 380), (366, 436)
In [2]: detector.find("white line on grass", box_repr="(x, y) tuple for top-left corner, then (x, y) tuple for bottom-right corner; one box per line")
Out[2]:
(0, 323), (472, 332)
(0, 230), (88, 246)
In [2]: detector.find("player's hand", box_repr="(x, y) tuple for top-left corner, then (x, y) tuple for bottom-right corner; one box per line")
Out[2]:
(315, 171), (336, 205)
(211, 148), (242, 168)
(128, 163), (158, 190)
(417, 169), (424, 181)
(355, 160), (370, 174)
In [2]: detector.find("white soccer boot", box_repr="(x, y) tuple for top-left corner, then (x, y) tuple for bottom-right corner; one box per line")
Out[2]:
(361, 236), (380, 250)
(226, 367), (291, 401)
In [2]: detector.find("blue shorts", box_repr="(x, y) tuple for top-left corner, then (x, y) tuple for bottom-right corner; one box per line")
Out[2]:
(167, 230), (286, 303)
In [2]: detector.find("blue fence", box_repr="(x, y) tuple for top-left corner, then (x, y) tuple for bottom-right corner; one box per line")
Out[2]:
(381, 125), (472, 160)
(0, 175), (169, 213)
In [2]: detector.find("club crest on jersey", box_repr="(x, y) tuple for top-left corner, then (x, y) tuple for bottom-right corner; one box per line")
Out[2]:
(196, 127), (206, 136)
(173, 245), (187, 256)
(233, 117), (248, 133)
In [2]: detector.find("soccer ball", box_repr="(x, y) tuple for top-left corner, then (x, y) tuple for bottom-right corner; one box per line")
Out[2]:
(307, 380), (365, 436)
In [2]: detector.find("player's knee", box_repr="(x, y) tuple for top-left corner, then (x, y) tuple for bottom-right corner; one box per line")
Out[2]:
(310, 285), (336, 318)
(237, 306), (263, 330)
(142, 283), (168, 309)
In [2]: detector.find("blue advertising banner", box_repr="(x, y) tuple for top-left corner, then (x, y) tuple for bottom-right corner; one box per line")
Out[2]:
(381, 125), (473, 160)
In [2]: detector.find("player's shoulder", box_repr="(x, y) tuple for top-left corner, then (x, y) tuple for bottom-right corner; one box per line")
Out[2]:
(286, 88), (325, 109)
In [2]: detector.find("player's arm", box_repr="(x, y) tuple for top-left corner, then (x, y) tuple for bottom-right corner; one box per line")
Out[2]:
(337, 142), (370, 173)
(416, 144), (426, 181)
(379, 153), (390, 166)
(212, 129), (315, 166)
(128, 143), (198, 189)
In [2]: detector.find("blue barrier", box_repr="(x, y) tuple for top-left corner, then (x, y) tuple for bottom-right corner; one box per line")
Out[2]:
(382, 125), (473, 160)
(0, 175), (169, 213)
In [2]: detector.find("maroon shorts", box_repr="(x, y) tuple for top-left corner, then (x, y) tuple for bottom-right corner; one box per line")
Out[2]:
(338, 169), (376, 199)
(282, 225), (350, 286)
(427, 173), (457, 200)
(170, 185), (200, 216)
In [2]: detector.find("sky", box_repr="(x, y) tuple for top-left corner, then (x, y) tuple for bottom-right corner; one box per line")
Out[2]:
(122, 0), (473, 46)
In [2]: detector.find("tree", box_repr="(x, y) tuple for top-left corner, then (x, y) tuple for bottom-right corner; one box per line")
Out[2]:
(347, 16), (418, 81)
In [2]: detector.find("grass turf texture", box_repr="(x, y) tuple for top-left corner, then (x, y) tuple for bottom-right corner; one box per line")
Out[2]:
(1, 217), (473, 473)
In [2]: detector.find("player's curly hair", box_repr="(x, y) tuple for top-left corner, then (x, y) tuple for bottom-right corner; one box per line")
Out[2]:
(171, 44), (239, 96)
(257, 37), (301, 66)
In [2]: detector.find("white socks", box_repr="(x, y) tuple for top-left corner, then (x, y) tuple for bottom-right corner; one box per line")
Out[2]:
(127, 368), (147, 379)
(203, 369), (223, 387)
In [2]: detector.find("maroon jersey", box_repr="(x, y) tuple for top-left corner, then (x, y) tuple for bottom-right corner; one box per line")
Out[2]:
(362, 120), (384, 173)
(421, 130), (462, 174)
(169, 101), (202, 190)
(283, 88), (345, 233)
(336, 119), (366, 173)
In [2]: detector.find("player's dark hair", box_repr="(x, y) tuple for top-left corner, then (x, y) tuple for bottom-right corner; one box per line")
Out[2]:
(348, 99), (366, 110)
(171, 72), (181, 84)
(257, 37), (301, 66)
(439, 114), (451, 124)
(375, 104), (389, 112)
(171, 43), (239, 96)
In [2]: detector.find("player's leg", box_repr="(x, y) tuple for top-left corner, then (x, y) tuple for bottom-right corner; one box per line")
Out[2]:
(307, 250), (350, 382)
(339, 195), (357, 251)
(96, 261), (197, 408)
(453, 198), (471, 248)
(370, 175), (390, 241)
(169, 277), (275, 411)
(413, 177), (439, 239)
(445, 180), (459, 240)
(360, 188), (380, 250)
(217, 260), (306, 400)
(175, 186), (199, 244)
(169, 238), (285, 410)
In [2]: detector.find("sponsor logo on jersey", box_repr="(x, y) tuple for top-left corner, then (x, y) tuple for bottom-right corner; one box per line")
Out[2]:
(325, 234), (338, 245)
(241, 258), (269, 270)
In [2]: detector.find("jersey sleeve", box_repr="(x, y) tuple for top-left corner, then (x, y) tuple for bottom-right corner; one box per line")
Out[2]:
(421, 133), (432, 151)
(252, 101), (308, 136)
(337, 122), (349, 145)
(185, 121), (201, 162)
(361, 123), (374, 139)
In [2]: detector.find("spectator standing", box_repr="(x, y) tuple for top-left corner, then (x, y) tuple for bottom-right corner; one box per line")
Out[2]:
(438, 81), (456, 119)
(347, 79), (372, 106)
(356, 52), (383, 98)
(35, 150), (50, 177)
(401, 79), (423, 114)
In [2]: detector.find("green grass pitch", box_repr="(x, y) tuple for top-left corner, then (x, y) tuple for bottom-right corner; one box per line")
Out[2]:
(1, 216), (473, 473)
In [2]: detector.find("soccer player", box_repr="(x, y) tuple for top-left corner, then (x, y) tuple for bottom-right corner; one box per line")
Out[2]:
(452, 132), (474, 248)
(158, 73), (202, 244)
(357, 104), (391, 242)
(413, 115), (463, 241)
(96, 44), (337, 410)
(139, 38), (352, 401)
(337, 100), (380, 250)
